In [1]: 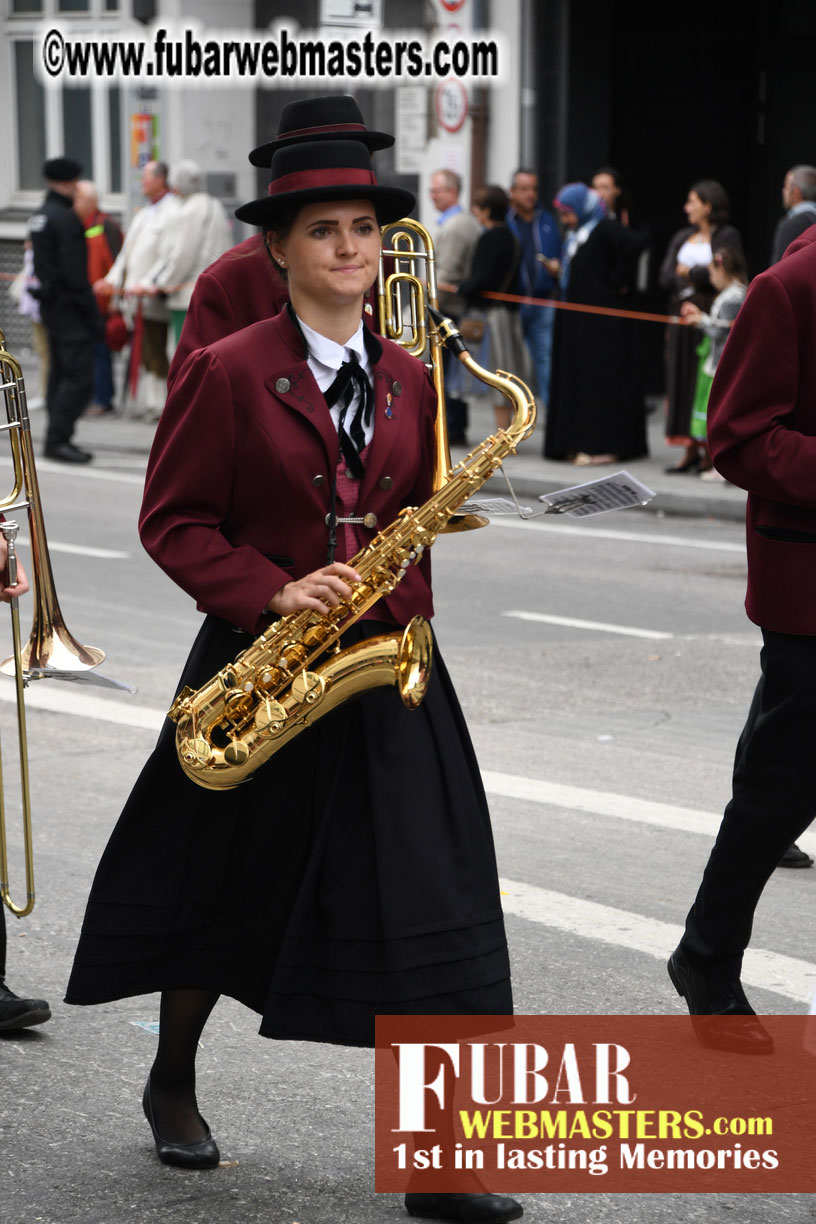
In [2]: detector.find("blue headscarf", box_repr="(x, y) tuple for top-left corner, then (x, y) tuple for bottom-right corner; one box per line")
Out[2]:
(553, 183), (607, 290)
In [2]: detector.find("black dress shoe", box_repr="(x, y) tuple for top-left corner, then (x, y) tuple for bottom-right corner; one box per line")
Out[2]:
(777, 842), (814, 868)
(667, 949), (773, 1054)
(664, 457), (701, 474)
(44, 442), (93, 464)
(405, 1193), (523, 1222)
(142, 1077), (220, 1169)
(0, 981), (51, 1031)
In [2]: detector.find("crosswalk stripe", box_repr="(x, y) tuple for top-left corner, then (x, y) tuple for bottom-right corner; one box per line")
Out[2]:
(483, 769), (816, 855)
(498, 877), (816, 1004)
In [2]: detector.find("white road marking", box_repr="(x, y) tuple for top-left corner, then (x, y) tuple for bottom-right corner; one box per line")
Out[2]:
(483, 769), (816, 854)
(489, 516), (745, 553)
(0, 455), (145, 487)
(0, 682), (164, 731)
(498, 877), (816, 1004)
(503, 610), (674, 640)
(15, 535), (129, 560)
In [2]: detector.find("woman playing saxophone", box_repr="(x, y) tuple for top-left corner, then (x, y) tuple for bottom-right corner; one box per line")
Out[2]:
(65, 128), (520, 1223)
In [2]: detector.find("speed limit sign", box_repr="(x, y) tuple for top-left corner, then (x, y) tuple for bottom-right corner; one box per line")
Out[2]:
(435, 80), (468, 134)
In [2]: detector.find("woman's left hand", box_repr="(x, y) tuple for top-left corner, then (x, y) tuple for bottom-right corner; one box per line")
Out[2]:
(265, 563), (361, 617)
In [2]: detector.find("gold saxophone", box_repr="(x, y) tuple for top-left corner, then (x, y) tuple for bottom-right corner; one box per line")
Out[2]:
(168, 309), (536, 790)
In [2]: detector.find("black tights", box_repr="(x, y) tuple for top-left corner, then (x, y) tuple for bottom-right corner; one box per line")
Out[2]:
(149, 989), (219, 1143)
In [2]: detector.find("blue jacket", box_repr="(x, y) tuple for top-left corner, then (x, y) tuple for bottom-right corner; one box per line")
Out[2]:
(506, 206), (561, 299)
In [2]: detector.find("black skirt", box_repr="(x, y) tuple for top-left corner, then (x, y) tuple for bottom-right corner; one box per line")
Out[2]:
(65, 617), (513, 1047)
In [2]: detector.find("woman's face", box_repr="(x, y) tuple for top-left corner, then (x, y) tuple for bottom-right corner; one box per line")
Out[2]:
(268, 199), (381, 308)
(684, 191), (711, 228)
(558, 207), (579, 231)
(592, 173), (619, 210)
(472, 203), (489, 225)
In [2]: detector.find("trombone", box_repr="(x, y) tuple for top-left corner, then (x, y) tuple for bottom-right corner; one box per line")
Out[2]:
(0, 331), (105, 916)
(378, 218), (488, 531)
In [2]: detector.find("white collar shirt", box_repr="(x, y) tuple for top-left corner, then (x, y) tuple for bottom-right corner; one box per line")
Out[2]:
(298, 316), (374, 450)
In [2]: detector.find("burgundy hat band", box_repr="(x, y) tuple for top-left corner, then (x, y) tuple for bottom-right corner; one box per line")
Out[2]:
(268, 166), (378, 196)
(281, 121), (367, 139)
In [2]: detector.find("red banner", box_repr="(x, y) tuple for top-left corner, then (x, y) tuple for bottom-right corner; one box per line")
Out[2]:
(375, 1015), (816, 1193)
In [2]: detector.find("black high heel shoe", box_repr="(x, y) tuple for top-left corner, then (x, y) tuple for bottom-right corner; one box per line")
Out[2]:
(142, 1077), (220, 1168)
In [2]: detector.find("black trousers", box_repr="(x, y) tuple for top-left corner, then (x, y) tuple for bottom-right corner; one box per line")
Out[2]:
(680, 628), (816, 980)
(45, 329), (94, 448)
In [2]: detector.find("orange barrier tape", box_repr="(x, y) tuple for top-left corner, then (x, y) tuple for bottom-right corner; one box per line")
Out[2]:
(0, 272), (687, 326)
(481, 288), (687, 326)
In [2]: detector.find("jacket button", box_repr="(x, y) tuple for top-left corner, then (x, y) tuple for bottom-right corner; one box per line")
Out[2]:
(275, 377), (290, 393)
(312, 474), (325, 487)
(378, 476), (393, 490)
(392, 381), (402, 396)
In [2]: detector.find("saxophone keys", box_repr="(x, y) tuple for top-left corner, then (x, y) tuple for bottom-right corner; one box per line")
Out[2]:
(291, 669), (325, 705)
(180, 737), (214, 766)
(224, 739), (250, 767)
(255, 697), (287, 731)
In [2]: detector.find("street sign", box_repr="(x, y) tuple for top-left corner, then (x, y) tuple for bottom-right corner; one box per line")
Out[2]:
(435, 80), (468, 134)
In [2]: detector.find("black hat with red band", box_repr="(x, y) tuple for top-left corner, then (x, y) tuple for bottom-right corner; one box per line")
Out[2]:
(235, 140), (415, 228)
(248, 94), (394, 168)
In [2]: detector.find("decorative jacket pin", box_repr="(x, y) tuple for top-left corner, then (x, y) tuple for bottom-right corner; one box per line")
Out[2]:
(385, 392), (394, 419)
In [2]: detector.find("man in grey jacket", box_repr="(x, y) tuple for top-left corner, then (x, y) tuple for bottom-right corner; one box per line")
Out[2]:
(430, 169), (481, 445)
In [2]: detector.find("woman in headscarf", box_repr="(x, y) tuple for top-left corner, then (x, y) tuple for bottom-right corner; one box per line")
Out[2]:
(543, 182), (649, 465)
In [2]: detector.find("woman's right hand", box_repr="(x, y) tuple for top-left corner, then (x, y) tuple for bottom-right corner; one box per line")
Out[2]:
(265, 563), (361, 616)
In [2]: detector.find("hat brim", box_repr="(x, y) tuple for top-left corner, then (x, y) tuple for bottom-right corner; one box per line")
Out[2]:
(234, 183), (415, 228)
(248, 129), (394, 168)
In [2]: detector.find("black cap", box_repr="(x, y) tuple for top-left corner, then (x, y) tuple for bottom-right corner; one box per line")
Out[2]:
(43, 156), (82, 183)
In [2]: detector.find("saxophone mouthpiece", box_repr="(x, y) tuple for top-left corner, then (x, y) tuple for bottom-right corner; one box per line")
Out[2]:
(427, 306), (469, 357)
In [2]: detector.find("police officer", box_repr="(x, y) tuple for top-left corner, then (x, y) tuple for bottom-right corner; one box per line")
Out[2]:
(29, 157), (96, 463)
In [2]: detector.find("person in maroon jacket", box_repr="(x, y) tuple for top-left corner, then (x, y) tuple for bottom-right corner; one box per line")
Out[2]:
(65, 138), (519, 1224)
(167, 94), (393, 386)
(668, 237), (816, 1055)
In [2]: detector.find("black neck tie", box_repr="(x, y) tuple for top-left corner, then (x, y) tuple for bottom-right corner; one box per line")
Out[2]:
(324, 352), (373, 479)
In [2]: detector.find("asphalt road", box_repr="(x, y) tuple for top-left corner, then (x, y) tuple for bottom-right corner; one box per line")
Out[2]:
(0, 406), (813, 1224)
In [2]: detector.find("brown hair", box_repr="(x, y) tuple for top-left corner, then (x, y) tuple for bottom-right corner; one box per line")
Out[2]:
(473, 184), (509, 222)
(712, 245), (748, 285)
(690, 179), (730, 226)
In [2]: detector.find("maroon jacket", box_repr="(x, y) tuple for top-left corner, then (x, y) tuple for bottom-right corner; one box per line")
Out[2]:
(707, 240), (816, 633)
(168, 233), (381, 388)
(141, 306), (437, 634)
(167, 234), (289, 387)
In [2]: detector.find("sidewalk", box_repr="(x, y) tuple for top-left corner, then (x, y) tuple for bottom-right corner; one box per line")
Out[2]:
(457, 394), (747, 524)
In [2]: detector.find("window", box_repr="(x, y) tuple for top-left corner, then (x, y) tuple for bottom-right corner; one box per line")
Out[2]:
(3, 0), (129, 208)
(14, 41), (46, 191)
